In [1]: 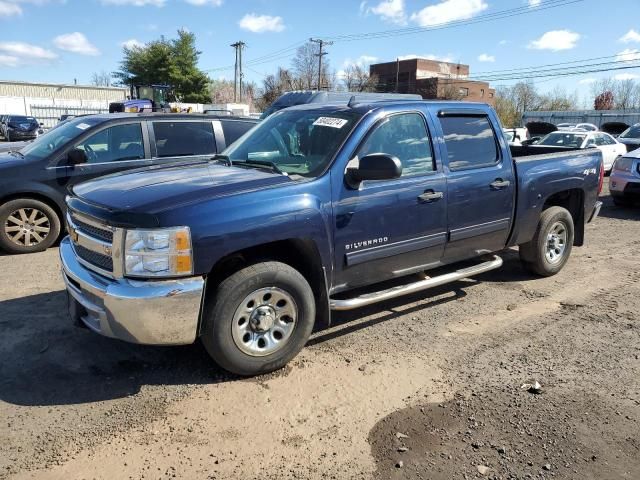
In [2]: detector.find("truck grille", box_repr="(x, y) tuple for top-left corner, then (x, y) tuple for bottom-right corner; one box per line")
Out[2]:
(72, 216), (114, 243)
(67, 211), (119, 277)
(74, 244), (114, 271)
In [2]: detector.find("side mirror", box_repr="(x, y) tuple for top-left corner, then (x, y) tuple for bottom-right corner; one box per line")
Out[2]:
(67, 148), (87, 165)
(346, 153), (402, 188)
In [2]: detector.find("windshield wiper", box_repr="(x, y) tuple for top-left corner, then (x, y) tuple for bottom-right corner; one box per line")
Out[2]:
(235, 159), (284, 175)
(211, 153), (232, 167)
(8, 150), (24, 158)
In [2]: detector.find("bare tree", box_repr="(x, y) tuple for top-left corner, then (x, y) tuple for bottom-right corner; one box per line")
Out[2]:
(613, 79), (636, 109)
(343, 64), (378, 92)
(209, 79), (236, 104)
(291, 41), (331, 90)
(91, 70), (112, 87)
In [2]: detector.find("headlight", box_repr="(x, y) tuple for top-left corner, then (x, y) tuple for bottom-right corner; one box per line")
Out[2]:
(124, 227), (193, 278)
(613, 157), (633, 172)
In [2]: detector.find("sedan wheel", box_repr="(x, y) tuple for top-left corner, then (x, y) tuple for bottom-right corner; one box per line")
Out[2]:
(4, 207), (51, 248)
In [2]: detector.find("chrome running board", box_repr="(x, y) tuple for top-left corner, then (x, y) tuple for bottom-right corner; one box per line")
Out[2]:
(329, 255), (503, 311)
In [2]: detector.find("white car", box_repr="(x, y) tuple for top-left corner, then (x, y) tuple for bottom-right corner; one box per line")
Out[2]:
(535, 131), (627, 171)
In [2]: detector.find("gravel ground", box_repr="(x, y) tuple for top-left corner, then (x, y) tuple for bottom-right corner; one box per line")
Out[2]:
(0, 180), (638, 479)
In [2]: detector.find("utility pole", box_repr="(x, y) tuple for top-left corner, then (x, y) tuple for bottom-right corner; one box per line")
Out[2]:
(395, 58), (400, 93)
(310, 38), (333, 91)
(230, 41), (246, 102)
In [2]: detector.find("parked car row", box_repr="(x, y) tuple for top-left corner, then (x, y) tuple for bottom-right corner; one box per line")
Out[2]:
(0, 113), (258, 253)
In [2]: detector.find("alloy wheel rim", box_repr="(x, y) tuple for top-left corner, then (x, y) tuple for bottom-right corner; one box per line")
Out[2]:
(4, 208), (50, 247)
(231, 287), (298, 357)
(545, 221), (567, 264)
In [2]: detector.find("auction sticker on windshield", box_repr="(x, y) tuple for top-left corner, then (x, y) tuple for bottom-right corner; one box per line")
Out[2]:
(313, 117), (349, 129)
(76, 123), (91, 130)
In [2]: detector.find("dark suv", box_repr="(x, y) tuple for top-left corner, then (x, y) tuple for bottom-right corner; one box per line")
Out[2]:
(0, 113), (257, 253)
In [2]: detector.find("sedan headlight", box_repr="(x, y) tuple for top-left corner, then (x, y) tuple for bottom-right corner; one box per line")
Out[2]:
(124, 227), (193, 278)
(613, 157), (633, 172)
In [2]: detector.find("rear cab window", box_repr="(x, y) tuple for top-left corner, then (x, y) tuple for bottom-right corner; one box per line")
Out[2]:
(152, 121), (216, 158)
(440, 115), (499, 171)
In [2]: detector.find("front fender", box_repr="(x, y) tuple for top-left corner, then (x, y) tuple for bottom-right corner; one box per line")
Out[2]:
(163, 177), (334, 280)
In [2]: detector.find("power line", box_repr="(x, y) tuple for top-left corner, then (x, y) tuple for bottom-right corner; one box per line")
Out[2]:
(204, 0), (582, 74)
(322, 0), (583, 42)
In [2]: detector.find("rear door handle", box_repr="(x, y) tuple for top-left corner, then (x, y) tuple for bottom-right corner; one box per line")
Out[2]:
(418, 190), (444, 203)
(490, 179), (511, 190)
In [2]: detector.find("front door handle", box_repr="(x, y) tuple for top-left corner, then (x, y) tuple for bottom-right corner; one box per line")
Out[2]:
(418, 190), (444, 203)
(490, 179), (511, 190)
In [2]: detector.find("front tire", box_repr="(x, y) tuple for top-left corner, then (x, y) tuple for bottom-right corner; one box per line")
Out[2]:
(519, 206), (574, 277)
(0, 199), (61, 254)
(201, 261), (316, 376)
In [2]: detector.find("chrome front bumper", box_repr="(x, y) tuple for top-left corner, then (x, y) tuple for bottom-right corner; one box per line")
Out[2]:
(60, 237), (204, 345)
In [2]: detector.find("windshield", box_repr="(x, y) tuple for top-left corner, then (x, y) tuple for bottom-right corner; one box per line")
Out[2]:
(225, 108), (362, 177)
(503, 132), (514, 142)
(9, 116), (36, 123)
(537, 132), (587, 148)
(620, 125), (640, 139)
(20, 116), (102, 160)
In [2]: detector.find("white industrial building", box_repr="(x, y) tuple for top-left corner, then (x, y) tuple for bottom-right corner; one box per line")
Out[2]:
(0, 80), (127, 127)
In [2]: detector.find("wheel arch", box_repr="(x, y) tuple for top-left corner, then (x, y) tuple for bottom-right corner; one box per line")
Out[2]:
(0, 191), (65, 236)
(200, 238), (330, 337)
(541, 188), (584, 246)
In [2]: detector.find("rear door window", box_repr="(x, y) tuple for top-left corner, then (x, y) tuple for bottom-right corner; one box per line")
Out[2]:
(152, 121), (216, 158)
(221, 120), (255, 146)
(440, 115), (499, 171)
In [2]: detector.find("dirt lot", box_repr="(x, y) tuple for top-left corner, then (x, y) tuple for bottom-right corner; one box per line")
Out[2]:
(1, 180), (639, 480)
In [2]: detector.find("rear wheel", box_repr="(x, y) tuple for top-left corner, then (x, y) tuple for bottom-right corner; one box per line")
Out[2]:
(519, 206), (574, 277)
(0, 199), (61, 254)
(201, 261), (316, 376)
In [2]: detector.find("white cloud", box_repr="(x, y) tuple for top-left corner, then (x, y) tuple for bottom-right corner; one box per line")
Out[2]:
(614, 73), (639, 81)
(410, 0), (488, 27)
(53, 32), (100, 56)
(238, 13), (285, 33)
(528, 30), (580, 51)
(498, 40), (508, 46)
(368, 0), (406, 25)
(620, 29), (640, 43)
(0, 1), (22, 17)
(397, 53), (455, 62)
(528, 0), (542, 6)
(578, 78), (597, 84)
(183, 0), (222, 5)
(121, 38), (144, 49)
(0, 41), (57, 67)
(100, 0), (165, 6)
(616, 48), (640, 63)
(478, 53), (495, 62)
(342, 55), (378, 69)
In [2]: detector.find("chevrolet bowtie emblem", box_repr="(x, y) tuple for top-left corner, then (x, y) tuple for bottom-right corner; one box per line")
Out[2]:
(70, 227), (79, 243)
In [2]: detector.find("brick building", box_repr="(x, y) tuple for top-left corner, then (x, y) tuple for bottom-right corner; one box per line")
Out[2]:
(369, 58), (495, 105)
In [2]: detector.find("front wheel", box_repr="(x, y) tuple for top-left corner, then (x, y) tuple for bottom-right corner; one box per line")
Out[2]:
(519, 206), (574, 277)
(0, 198), (61, 254)
(201, 261), (316, 376)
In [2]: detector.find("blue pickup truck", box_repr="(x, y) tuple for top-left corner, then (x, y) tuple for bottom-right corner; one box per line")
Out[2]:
(60, 100), (603, 375)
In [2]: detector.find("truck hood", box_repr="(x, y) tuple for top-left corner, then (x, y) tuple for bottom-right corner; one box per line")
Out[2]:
(72, 161), (292, 214)
(0, 152), (29, 168)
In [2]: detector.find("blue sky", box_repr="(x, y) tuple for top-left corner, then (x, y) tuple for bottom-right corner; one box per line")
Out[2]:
(1, 0), (639, 105)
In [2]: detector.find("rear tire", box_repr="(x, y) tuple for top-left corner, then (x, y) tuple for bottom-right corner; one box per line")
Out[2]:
(0, 199), (61, 254)
(519, 206), (574, 277)
(201, 261), (316, 376)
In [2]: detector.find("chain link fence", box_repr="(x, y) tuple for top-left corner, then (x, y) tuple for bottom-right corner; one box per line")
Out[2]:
(29, 105), (109, 128)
